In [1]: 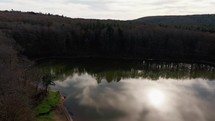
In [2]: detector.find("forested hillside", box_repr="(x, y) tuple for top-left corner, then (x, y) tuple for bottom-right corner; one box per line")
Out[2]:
(136, 14), (215, 33)
(1, 11), (215, 63)
(0, 31), (37, 121)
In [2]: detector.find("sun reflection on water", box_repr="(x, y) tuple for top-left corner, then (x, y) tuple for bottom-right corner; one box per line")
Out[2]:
(52, 74), (215, 121)
(148, 89), (166, 107)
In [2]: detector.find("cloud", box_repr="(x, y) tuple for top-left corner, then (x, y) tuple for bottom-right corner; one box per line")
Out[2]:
(0, 0), (14, 2)
(53, 74), (215, 121)
(0, 0), (214, 19)
(63, 0), (113, 10)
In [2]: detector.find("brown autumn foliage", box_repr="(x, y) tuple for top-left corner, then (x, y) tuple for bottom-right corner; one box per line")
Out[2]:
(0, 32), (36, 121)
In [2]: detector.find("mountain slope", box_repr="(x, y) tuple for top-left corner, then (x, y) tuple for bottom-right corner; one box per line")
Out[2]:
(135, 14), (215, 32)
(136, 14), (215, 25)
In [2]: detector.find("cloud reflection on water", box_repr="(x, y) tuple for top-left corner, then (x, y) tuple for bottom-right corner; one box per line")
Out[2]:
(52, 73), (215, 121)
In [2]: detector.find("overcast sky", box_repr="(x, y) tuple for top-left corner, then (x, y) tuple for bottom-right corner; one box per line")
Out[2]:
(0, 0), (214, 20)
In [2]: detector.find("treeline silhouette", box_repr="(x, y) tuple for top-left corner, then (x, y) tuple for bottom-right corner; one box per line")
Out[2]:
(0, 11), (215, 63)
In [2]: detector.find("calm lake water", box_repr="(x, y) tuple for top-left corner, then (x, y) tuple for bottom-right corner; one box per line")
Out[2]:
(39, 60), (215, 121)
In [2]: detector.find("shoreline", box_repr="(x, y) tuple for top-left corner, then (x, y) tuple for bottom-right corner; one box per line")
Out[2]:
(35, 90), (73, 121)
(57, 93), (73, 121)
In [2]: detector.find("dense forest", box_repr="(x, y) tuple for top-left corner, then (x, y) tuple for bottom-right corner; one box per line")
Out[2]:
(0, 11), (215, 63)
(0, 10), (215, 121)
(0, 31), (36, 120)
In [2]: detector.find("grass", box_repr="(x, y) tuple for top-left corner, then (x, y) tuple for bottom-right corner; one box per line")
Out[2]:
(35, 91), (60, 121)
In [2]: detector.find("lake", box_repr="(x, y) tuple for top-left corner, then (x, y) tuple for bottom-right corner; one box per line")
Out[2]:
(38, 59), (215, 121)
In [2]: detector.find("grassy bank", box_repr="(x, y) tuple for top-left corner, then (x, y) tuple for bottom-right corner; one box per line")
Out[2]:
(35, 91), (60, 121)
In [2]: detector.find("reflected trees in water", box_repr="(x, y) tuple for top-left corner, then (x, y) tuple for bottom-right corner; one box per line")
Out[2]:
(37, 60), (215, 83)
